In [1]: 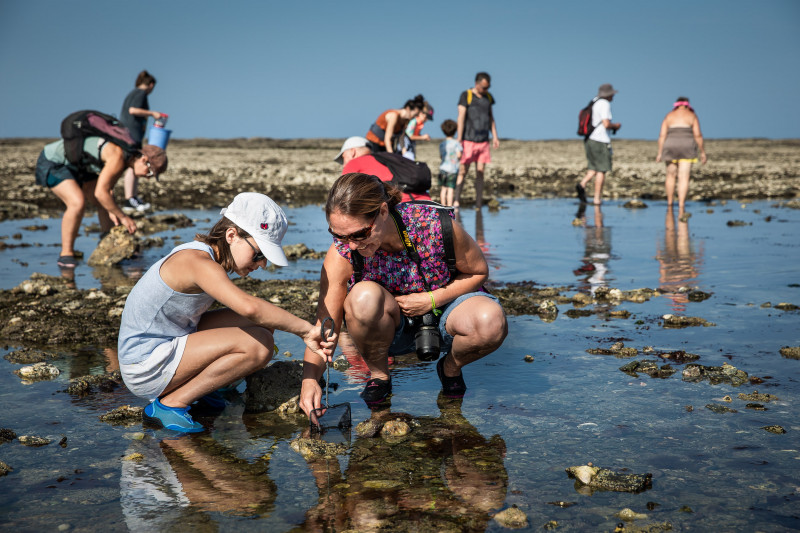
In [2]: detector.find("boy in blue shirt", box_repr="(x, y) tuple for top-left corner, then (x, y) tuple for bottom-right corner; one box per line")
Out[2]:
(438, 119), (461, 206)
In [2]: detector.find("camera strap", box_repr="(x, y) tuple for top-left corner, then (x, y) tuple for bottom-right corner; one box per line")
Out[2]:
(388, 207), (436, 296)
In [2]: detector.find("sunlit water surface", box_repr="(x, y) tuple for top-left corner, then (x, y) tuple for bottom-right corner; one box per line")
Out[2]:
(1, 199), (798, 531)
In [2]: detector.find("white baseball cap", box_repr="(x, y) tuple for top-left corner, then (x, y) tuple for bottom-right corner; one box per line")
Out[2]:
(334, 136), (369, 164)
(220, 192), (289, 267)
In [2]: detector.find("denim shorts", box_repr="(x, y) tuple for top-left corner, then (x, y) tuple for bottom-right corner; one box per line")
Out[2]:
(388, 290), (500, 356)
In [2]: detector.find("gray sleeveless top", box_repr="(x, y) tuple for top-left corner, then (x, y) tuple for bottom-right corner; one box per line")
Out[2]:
(118, 242), (217, 365)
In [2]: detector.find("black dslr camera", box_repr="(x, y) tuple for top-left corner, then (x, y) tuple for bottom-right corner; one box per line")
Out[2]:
(408, 312), (441, 361)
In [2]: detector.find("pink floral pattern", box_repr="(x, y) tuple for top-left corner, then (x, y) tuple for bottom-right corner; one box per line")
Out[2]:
(334, 203), (451, 294)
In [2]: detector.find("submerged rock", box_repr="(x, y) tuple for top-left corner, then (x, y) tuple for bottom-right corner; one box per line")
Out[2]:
(588, 341), (638, 358)
(0, 428), (17, 443)
(619, 360), (676, 379)
(88, 225), (138, 266)
(356, 418), (384, 439)
(565, 464), (652, 493)
(99, 405), (144, 425)
(123, 452), (144, 462)
(493, 505), (529, 529)
(381, 419), (411, 440)
(683, 363), (749, 386)
(726, 220), (750, 226)
(290, 436), (348, 460)
(706, 403), (738, 414)
(623, 199), (648, 209)
(0, 460), (11, 476)
(737, 391), (779, 402)
(775, 302), (799, 311)
(332, 355), (351, 371)
(63, 371), (122, 395)
(761, 425), (786, 434)
(244, 360), (305, 413)
(687, 289), (712, 302)
(780, 346), (800, 359)
(662, 314), (716, 328)
(617, 507), (648, 521)
(4, 347), (59, 364)
(19, 435), (51, 447)
(282, 243), (325, 260)
(15, 361), (60, 381)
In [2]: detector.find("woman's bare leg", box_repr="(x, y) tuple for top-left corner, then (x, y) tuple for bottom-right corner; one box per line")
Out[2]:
(664, 162), (678, 207)
(50, 179), (86, 257)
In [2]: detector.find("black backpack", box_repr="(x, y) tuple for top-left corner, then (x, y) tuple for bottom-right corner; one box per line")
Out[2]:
(371, 152), (431, 194)
(352, 201), (456, 283)
(60, 110), (141, 169)
(577, 98), (598, 138)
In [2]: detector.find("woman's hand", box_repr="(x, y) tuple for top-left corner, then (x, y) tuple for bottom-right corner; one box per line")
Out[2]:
(122, 214), (137, 234)
(299, 377), (324, 421)
(395, 292), (433, 317)
(303, 324), (337, 363)
(656, 153), (663, 163)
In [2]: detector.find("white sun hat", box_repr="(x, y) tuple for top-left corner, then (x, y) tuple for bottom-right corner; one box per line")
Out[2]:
(220, 192), (289, 266)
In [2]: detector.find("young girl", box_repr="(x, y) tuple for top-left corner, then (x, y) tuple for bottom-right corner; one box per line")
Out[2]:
(118, 192), (334, 432)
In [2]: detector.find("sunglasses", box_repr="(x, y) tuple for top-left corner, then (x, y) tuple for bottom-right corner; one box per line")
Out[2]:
(328, 211), (379, 242)
(144, 160), (155, 178)
(242, 237), (266, 263)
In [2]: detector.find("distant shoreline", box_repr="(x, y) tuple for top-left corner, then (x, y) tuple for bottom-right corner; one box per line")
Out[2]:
(1, 138), (798, 221)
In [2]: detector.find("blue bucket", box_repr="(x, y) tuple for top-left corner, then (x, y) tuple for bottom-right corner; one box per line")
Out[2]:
(147, 127), (171, 149)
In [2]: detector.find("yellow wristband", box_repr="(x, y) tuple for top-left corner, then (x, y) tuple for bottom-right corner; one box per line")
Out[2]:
(429, 291), (441, 316)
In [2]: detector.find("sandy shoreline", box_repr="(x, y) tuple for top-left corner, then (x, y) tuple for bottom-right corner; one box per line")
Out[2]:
(1, 137), (798, 220)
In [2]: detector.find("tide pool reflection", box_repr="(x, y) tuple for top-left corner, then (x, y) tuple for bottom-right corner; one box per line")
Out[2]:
(573, 204), (613, 296)
(656, 207), (704, 312)
(295, 395), (507, 532)
(121, 431), (277, 530)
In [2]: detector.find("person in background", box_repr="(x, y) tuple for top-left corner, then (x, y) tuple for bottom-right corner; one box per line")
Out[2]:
(118, 193), (333, 433)
(656, 96), (707, 215)
(576, 83), (621, 206)
(298, 173), (507, 418)
(365, 95), (426, 153)
(455, 72), (499, 210)
(34, 134), (166, 268)
(119, 70), (166, 213)
(438, 119), (461, 206)
(334, 136), (431, 202)
(401, 102), (433, 161)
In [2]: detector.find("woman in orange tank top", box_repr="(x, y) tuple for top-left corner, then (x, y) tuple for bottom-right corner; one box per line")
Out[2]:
(366, 94), (425, 152)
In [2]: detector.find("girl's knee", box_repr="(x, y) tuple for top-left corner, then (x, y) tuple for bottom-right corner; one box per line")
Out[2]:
(244, 327), (274, 368)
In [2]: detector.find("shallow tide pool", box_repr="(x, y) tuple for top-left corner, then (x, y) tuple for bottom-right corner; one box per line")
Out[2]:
(1, 198), (799, 531)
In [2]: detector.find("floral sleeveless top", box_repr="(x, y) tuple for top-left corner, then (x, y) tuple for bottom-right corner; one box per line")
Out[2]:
(334, 203), (451, 294)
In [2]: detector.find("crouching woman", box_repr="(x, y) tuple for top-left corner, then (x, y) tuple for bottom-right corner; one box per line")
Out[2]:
(118, 193), (334, 432)
(299, 173), (507, 420)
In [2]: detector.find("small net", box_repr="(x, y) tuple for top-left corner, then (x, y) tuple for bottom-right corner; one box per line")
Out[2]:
(309, 317), (352, 435)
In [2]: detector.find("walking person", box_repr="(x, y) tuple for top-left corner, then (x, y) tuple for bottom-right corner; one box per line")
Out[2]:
(119, 70), (166, 212)
(576, 83), (621, 206)
(454, 72), (498, 210)
(656, 97), (707, 215)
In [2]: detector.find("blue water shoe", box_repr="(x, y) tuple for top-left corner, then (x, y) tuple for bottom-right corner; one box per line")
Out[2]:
(143, 398), (205, 433)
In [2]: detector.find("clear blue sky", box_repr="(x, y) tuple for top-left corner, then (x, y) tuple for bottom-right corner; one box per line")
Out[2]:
(1, 0), (798, 140)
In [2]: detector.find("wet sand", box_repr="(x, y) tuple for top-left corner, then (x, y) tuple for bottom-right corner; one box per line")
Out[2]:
(1, 137), (798, 220)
